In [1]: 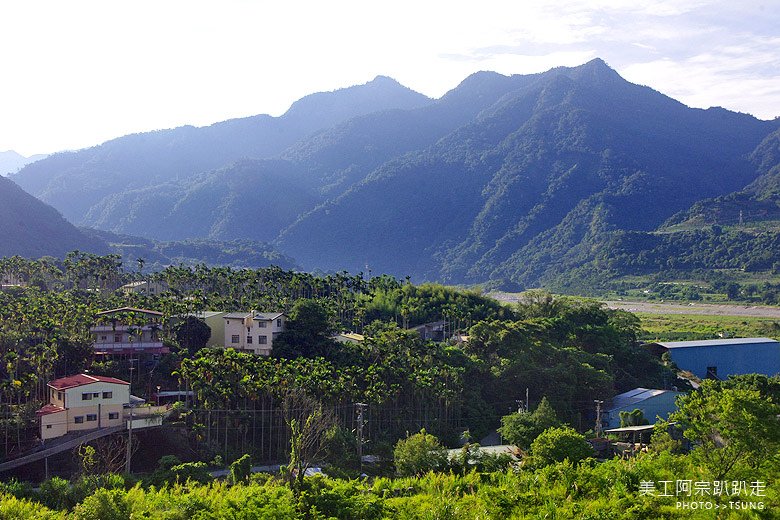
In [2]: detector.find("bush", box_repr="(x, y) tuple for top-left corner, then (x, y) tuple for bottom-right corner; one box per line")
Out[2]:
(72, 489), (129, 520)
(229, 454), (251, 484)
(38, 477), (73, 511)
(530, 427), (593, 466)
(393, 429), (448, 476)
(498, 397), (561, 449)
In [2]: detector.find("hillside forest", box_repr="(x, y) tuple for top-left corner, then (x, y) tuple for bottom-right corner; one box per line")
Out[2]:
(0, 255), (778, 517)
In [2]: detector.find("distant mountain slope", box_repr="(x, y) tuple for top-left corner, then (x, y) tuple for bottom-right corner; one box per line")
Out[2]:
(0, 151), (46, 176)
(277, 59), (779, 285)
(83, 229), (298, 271)
(0, 176), (107, 258)
(12, 76), (431, 225)
(660, 128), (780, 230)
(10, 60), (780, 288)
(64, 71), (525, 241)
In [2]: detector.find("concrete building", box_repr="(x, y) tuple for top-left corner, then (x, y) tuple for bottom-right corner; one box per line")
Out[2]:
(223, 311), (286, 356)
(643, 337), (780, 380)
(36, 374), (130, 440)
(91, 307), (168, 356)
(331, 332), (365, 344)
(603, 388), (683, 429)
(120, 280), (169, 296)
(196, 311), (228, 347)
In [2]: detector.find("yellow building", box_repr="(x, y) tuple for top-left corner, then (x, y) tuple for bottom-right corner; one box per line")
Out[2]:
(36, 374), (131, 441)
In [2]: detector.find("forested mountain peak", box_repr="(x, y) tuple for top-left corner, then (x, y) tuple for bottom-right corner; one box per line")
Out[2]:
(7, 60), (780, 289)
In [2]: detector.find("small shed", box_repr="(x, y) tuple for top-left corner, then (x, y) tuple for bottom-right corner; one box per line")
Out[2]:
(643, 337), (780, 380)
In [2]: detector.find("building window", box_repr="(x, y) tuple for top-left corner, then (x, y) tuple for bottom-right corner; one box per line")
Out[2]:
(82, 393), (92, 401)
(58, 392), (64, 401)
(108, 412), (119, 420)
(46, 424), (52, 429)
(247, 335), (253, 344)
(277, 319), (282, 327)
(93, 393), (99, 398)
(114, 334), (122, 342)
(74, 416), (84, 424)
(258, 321), (267, 328)
(259, 336), (268, 345)
(231, 335), (240, 344)
(103, 392), (112, 399)
(86, 414), (97, 422)
(100, 335), (107, 341)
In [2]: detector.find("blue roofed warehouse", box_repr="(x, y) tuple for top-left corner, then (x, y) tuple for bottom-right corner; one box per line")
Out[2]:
(643, 337), (780, 380)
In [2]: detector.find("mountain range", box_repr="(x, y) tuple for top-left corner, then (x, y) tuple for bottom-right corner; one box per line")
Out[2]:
(8, 59), (780, 288)
(0, 150), (46, 176)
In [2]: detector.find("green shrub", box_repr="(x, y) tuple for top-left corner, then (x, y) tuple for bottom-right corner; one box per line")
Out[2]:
(393, 429), (448, 477)
(72, 488), (129, 520)
(229, 454), (251, 484)
(531, 427), (593, 466)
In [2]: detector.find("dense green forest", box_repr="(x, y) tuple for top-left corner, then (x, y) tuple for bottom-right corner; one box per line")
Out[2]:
(1, 254), (778, 516)
(0, 377), (777, 518)
(0, 253), (670, 460)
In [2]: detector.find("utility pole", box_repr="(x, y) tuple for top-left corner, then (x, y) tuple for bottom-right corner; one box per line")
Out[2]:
(526, 388), (529, 412)
(594, 400), (604, 438)
(355, 403), (367, 471)
(125, 372), (135, 474)
(125, 404), (134, 473)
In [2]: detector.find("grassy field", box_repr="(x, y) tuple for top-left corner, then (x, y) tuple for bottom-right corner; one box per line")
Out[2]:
(637, 312), (780, 342)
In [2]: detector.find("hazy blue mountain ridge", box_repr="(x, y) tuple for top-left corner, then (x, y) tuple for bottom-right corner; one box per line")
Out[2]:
(8, 59), (780, 289)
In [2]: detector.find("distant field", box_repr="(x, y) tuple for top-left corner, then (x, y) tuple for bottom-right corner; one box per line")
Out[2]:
(491, 292), (780, 342)
(606, 301), (780, 341)
(636, 313), (780, 342)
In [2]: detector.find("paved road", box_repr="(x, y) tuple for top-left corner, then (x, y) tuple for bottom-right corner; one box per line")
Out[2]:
(0, 425), (125, 473)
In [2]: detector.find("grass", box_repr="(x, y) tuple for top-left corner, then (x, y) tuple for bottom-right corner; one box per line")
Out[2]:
(637, 312), (780, 342)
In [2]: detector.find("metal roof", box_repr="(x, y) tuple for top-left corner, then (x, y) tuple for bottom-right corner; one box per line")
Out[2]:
(604, 424), (657, 433)
(96, 307), (163, 317)
(48, 374), (129, 390)
(609, 387), (680, 410)
(645, 337), (778, 349)
(223, 312), (285, 320)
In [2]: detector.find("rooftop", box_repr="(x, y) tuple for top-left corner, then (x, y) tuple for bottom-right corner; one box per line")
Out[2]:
(36, 404), (65, 416)
(643, 337), (778, 349)
(609, 387), (681, 410)
(96, 307), (163, 317)
(223, 311), (285, 320)
(48, 374), (130, 390)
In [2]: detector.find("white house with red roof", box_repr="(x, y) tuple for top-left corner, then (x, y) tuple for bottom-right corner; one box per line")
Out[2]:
(36, 374), (130, 440)
(90, 307), (168, 356)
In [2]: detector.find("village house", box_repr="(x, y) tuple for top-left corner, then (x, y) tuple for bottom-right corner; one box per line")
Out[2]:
(91, 307), (168, 357)
(36, 374), (131, 440)
(120, 280), (169, 296)
(223, 311), (286, 356)
(331, 332), (365, 344)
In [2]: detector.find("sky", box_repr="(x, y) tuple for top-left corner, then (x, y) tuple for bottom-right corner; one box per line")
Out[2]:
(1, 0), (778, 157)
